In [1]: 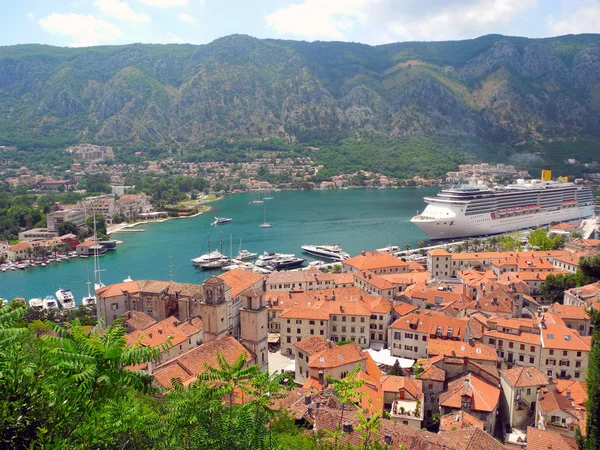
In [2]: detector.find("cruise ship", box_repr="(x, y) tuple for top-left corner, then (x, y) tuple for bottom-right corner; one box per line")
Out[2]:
(411, 178), (594, 240)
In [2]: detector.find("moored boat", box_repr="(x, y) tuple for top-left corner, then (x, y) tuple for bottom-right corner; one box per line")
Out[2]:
(212, 217), (232, 225)
(43, 295), (59, 310)
(301, 244), (350, 261)
(56, 289), (76, 310)
(29, 298), (44, 310)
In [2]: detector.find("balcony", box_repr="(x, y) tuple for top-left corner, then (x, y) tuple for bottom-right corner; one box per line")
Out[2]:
(389, 399), (424, 422)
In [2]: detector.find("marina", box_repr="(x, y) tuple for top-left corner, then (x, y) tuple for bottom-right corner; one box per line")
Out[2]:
(0, 187), (458, 301)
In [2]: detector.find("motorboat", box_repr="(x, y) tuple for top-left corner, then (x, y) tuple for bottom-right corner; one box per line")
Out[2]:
(255, 251), (295, 267)
(252, 266), (272, 274)
(301, 244), (350, 261)
(267, 256), (306, 271)
(376, 245), (400, 253)
(236, 249), (258, 260)
(251, 200), (264, 204)
(212, 217), (232, 225)
(191, 250), (227, 265)
(198, 258), (229, 270)
(29, 298), (44, 310)
(43, 295), (59, 310)
(82, 295), (96, 306)
(56, 289), (76, 310)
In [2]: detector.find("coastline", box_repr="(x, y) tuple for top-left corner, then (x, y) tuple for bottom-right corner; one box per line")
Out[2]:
(107, 197), (221, 235)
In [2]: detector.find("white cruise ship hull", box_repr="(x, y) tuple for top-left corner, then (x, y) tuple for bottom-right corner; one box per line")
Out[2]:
(412, 179), (595, 241)
(412, 204), (594, 240)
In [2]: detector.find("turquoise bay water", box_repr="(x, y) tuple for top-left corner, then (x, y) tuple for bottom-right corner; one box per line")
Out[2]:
(0, 188), (437, 302)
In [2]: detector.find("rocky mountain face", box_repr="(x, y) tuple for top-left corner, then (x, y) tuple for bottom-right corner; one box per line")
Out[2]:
(0, 34), (599, 148)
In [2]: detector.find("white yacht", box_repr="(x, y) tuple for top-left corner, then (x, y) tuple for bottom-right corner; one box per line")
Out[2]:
(255, 251), (295, 267)
(56, 289), (76, 309)
(376, 245), (400, 253)
(301, 244), (350, 261)
(235, 238), (257, 260)
(29, 298), (44, 310)
(82, 280), (96, 307)
(212, 217), (232, 225)
(411, 177), (594, 240)
(259, 204), (272, 228)
(43, 295), (59, 310)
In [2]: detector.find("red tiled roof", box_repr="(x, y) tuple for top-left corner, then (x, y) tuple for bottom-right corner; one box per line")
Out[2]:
(344, 251), (409, 271)
(218, 269), (264, 298)
(439, 410), (484, 432)
(380, 375), (423, 399)
(501, 366), (548, 388)
(308, 343), (365, 370)
(526, 427), (577, 450)
(295, 336), (333, 355)
(439, 373), (500, 413)
(427, 340), (498, 362)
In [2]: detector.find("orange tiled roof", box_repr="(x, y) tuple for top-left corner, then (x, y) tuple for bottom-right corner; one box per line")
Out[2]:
(121, 310), (157, 331)
(548, 303), (590, 320)
(355, 271), (396, 290)
(439, 373), (500, 413)
(428, 249), (451, 256)
(484, 330), (541, 346)
(538, 391), (579, 417)
(380, 375), (423, 399)
(427, 340), (498, 362)
(526, 427), (577, 450)
(381, 271), (429, 286)
(308, 342), (365, 370)
(501, 366), (548, 388)
(389, 312), (468, 340)
(344, 251), (409, 271)
(394, 302), (419, 317)
(541, 313), (591, 351)
(152, 335), (253, 389)
(295, 336), (333, 355)
(439, 410), (484, 432)
(555, 380), (588, 409)
(95, 280), (141, 298)
(266, 267), (335, 285)
(218, 269), (264, 298)
(437, 424), (508, 450)
(126, 316), (202, 348)
(279, 306), (330, 320)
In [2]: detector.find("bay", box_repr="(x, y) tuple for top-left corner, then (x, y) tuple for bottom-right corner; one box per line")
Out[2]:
(0, 187), (437, 303)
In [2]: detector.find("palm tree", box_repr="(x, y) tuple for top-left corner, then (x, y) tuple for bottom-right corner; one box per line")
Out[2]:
(404, 243), (411, 252)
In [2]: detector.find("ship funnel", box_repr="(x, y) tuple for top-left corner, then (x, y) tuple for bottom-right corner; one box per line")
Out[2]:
(541, 169), (552, 181)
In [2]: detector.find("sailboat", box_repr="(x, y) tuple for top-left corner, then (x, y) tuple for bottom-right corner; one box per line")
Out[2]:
(264, 189), (274, 200)
(92, 211), (106, 291)
(236, 238), (257, 260)
(259, 204), (272, 228)
(194, 233), (229, 270)
(82, 264), (96, 306)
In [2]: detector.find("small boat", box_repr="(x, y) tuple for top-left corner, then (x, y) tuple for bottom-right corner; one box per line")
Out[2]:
(43, 295), (59, 310)
(260, 204), (272, 228)
(252, 266), (272, 274)
(236, 238), (257, 260)
(123, 275), (133, 282)
(255, 251), (295, 267)
(267, 256), (306, 271)
(56, 289), (76, 310)
(212, 217), (232, 225)
(264, 190), (274, 200)
(301, 244), (350, 261)
(377, 245), (400, 253)
(41, 263), (47, 267)
(29, 298), (44, 310)
(251, 200), (264, 204)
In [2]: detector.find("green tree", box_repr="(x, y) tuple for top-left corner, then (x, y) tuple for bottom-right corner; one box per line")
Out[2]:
(584, 308), (600, 450)
(325, 364), (365, 450)
(388, 359), (402, 376)
(57, 220), (80, 237)
(580, 255), (600, 281)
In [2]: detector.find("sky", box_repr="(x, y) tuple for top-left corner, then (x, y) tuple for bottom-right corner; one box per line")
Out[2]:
(2, 0), (600, 48)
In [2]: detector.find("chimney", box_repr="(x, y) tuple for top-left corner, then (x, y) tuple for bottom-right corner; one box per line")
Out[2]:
(304, 393), (312, 405)
(384, 434), (393, 445)
(148, 333), (153, 338)
(361, 251), (365, 256)
(158, 329), (163, 335)
(566, 390), (571, 400)
(468, 338), (475, 346)
(343, 422), (353, 433)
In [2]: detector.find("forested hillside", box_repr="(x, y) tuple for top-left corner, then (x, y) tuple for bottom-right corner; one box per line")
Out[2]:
(1, 33), (599, 174)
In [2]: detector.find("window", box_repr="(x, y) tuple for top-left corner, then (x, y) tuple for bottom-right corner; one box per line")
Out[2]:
(405, 333), (414, 339)
(351, 317), (356, 322)
(577, 351), (582, 357)
(509, 342), (514, 349)
(296, 320), (301, 324)
(110, 303), (119, 311)
(333, 326), (337, 332)
(320, 330), (324, 335)
(549, 350), (554, 355)
(333, 316), (337, 321)
(576, 361), (581, 368)
(519, 355), (524, 362)
(309, 320), (315, 325)
(575, 371), (580, 379)
(298, 352), (304, 359)
(296, 329), (301, 334)
(530, 346), (535, 353)
(351, 327), (356, 333)
(488, 338), (496, 345)
(320, 321), (324, 326)
(498, 340), (503, 347)
(520, 344), (525, 351)
(563, 351), (568, 357)
(287, 319), (290, 324)
(361, 317), (365, 323)
(342, 316), (347, 322)
(286, 337), (291, 343)
(342, 327), (346, 332)
(530, 357), (535, 364)
(310, 329), (314, 335)
(422, 336), (427, 341)
(527, 388), (531, 395)
(360, 327), (365, 333)
(379, 315), (383, 320)
(287, 328), (291, 333)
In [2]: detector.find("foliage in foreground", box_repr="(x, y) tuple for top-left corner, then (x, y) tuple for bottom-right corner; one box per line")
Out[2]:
(0, 303), (394, 449)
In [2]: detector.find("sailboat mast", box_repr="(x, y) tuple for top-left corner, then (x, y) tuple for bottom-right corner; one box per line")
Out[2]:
(229, 234), (233, 260)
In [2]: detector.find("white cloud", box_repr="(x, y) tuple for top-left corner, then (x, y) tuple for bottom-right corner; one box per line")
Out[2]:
(546, 4), (600, 35)
(386, 0), (538, 41)
(179, 12), (197, 24)
(26, 12), (35, 21)
(266, 0), (372, 40)
(265, 0), (539, 43)
(166, 31), (184, 42)
(39, 13), (121, 47)
(95, 0), (150, 23)
(139, 0), (188, 7)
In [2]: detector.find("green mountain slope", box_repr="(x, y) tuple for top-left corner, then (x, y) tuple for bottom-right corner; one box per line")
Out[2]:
(0, 34), (599, 168)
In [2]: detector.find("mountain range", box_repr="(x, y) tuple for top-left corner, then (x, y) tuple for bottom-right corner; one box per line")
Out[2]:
(0, 33), (599, 170)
